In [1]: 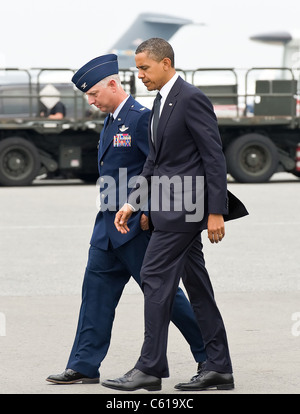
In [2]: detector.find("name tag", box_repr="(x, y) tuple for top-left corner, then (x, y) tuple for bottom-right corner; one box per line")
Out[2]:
(114, 134), (132, 147)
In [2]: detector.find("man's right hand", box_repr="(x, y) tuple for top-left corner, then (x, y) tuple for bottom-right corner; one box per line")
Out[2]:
(114, 204), (133, 234)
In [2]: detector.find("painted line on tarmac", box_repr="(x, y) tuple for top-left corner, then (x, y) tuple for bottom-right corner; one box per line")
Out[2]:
(248, 221), (300, 226)
(1, 222), (300, 229)
(0, 225), (91, 230)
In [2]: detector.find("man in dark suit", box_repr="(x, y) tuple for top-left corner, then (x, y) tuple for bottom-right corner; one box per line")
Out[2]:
(46, 54), (207, 385)
(103, 39), (247, 392)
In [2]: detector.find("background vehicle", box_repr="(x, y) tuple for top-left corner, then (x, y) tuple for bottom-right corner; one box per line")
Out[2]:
(0, 12), (195, 186)
(0, 66), (299, 186)
(191, 66), (300, 183)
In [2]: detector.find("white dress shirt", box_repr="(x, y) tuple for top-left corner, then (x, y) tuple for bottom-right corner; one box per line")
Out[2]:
(128, 73), (179, 212)
(158, 72), (179, 115)
(151, 72), (179, 140)
(111, 95), (130, 120)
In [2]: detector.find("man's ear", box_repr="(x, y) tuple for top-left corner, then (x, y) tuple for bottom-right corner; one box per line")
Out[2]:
(108, 79), (118, 92)
(162, 57), (172, 71)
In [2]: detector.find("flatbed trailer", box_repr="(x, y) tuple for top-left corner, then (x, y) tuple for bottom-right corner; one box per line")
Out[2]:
(190, 67), (300, 182)
(0, 67), (299, 185)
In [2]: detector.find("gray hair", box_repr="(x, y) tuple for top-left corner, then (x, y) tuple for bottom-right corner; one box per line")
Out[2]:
(98, 74), (122, 88)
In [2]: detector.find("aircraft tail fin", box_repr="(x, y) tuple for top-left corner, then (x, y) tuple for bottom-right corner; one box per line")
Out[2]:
(109, 13), (193, 68)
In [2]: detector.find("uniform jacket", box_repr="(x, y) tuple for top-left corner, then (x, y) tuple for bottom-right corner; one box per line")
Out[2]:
(90, 95), (150, 250)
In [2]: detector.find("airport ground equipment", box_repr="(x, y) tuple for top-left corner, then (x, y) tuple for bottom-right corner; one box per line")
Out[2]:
(0, 68), (135, 186)
(0, 67), (299, 185)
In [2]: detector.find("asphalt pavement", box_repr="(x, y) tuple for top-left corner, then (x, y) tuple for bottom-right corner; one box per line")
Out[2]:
(0, 173), (299, 395)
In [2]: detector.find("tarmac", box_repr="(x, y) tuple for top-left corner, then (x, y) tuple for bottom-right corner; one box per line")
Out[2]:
(0, 173), (300, 395)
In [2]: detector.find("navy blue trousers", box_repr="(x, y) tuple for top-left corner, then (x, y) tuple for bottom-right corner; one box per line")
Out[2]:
(67, 231), (206, 378)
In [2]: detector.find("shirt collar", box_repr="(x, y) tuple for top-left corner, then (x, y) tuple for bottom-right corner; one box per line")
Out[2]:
(159, 73), (179, 103)
(111, 95), (130, 119)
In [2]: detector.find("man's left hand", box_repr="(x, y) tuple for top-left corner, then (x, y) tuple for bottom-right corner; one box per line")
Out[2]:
(207, 214), (225, 244)
(140, 214), (149, 231)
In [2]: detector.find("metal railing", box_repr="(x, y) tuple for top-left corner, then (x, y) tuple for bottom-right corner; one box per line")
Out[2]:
(0, 67), (299, 125)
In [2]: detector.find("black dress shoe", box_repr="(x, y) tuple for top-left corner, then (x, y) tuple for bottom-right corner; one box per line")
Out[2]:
(175, 361), (207, 388)
(46, 369), (99, 384)
(174, 370), (234, 391)
(102, 368), (161, 391)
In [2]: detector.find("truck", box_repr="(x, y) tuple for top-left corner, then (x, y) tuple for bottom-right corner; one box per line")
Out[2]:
(0, 65), (299, 186)
(0, 67), (135, 186)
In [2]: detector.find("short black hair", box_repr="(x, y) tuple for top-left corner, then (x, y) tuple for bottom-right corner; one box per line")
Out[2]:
(135, 38), (175, 67)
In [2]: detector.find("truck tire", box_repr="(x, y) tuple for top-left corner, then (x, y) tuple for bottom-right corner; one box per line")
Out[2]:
(225, 133), (279, 183)
(292, 171), (300, 178)
(0, 137), (41, 186)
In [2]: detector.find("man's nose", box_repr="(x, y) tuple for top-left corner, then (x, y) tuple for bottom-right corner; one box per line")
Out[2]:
(87, 96), (95, 105)
(138, 70), (144, 79)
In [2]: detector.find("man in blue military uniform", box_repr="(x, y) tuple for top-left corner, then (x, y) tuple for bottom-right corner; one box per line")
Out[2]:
(46, 54), (206, 385)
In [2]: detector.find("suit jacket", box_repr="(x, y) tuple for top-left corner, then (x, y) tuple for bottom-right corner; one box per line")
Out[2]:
(129, 76), (248, 232)
(90, 95), (150, 250)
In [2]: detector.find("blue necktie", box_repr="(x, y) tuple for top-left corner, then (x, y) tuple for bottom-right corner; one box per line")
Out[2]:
(105, 114), (114, 130)
(100, 115), (114, 151)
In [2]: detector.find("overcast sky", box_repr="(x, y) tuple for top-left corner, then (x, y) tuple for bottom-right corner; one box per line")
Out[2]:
(1, 0), (300, 70)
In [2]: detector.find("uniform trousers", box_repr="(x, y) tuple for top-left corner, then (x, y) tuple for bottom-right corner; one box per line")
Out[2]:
(66, 231), (206, 378)
(135, 229), (233, 378)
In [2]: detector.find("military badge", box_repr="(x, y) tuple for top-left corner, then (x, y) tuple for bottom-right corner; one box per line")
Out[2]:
(114, 134), (132, 147)
(119, 125), (129, 132)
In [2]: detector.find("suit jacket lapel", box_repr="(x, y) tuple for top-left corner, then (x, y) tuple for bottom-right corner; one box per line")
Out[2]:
(154, 77), (183, 157)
